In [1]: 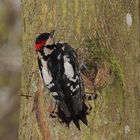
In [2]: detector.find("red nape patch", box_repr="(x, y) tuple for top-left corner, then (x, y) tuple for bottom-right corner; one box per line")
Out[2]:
(34, 40), (46, 51)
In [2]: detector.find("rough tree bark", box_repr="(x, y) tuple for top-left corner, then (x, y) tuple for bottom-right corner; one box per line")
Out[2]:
(19, 0), (140, 140)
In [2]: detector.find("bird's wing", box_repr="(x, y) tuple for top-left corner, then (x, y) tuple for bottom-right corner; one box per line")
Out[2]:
(38, 47), (71, 117)
(61, 43), (85, 115)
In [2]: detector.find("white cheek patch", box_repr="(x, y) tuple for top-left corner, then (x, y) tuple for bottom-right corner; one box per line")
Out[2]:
(45, 37), (54, 45)
(42, 67), (52, 85)
(44, 47), (53, 56)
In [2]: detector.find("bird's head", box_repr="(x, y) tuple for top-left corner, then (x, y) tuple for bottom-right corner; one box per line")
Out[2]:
(34, 30), (55, 51)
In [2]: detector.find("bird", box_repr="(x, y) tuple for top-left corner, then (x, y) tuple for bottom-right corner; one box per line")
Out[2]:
(34, 30), (91, 129)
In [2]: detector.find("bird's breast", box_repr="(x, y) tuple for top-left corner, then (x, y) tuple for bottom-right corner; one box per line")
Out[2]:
(40, 58), (53, 85)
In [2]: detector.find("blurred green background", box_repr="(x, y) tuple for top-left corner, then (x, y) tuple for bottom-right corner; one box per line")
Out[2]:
(0, 0), (21, 140)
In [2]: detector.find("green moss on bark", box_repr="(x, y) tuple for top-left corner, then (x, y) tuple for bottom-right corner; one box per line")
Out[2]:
(82, 35), (124, 86)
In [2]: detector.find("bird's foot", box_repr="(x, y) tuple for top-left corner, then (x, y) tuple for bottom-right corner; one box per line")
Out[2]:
(49, 111), (58, 118)
(84, 101), (92, 114)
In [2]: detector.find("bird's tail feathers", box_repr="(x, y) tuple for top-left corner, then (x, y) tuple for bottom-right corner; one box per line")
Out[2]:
(57, 100), (89, 130)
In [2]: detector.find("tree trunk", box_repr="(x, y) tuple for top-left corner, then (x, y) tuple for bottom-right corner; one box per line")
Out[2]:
(19, 0), (140, 140)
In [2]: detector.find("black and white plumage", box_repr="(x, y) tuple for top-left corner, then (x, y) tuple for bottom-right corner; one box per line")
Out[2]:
(34, 31), (89, 129)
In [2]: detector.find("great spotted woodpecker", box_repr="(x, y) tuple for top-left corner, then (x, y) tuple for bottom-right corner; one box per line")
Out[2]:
(34, 30), (91, 129)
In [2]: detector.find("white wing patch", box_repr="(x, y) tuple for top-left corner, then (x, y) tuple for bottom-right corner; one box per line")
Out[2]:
(67, 83), (70, 86)
(69, 76), (79, 82)
(47, 83), (55, 88)
(44, 47), (53, 56)
(64, 55), (74, 78)
(70, 85), (80, 93)
(52, 92), (58, 96)
(57, 53), (61, 60)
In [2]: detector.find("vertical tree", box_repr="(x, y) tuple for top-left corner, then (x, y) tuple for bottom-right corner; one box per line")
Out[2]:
(19, 0), (140, 140)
